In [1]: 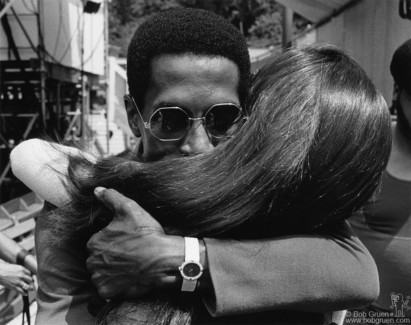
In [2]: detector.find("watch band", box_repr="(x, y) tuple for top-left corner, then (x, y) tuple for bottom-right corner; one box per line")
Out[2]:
(180, 237), (203, 292)
(181, 273), (198, 292)
(185, 237), (200, 263)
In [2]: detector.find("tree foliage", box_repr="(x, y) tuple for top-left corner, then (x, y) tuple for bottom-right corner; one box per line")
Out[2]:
(246, 0), (283, 47)
(108, 0), (292, 56)
(108, 0), (181, 56)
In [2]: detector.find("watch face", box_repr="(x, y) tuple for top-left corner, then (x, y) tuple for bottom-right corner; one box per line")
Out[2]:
(183, 262), (201, 277)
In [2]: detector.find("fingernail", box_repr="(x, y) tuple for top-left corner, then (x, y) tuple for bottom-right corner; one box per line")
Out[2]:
(94, 187), (106, 195)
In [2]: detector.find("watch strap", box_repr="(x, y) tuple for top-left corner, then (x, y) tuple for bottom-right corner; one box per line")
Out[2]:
(180, 237), (202, 292)
(181, 276), (198, 291)
(185, 237), (200, 262)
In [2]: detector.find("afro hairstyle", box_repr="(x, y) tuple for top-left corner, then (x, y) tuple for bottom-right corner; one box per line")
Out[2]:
(127, 8), (251, 109)
(390, 39), (411, 94)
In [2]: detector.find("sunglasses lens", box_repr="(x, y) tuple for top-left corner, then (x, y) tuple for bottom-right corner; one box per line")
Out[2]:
(149, 108), (189, 140)
(205, 104), (242, 137)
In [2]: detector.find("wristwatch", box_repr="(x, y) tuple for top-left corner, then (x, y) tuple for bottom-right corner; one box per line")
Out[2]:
(179, 237), (203, 292)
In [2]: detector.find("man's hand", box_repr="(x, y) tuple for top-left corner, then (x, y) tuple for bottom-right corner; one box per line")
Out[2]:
(87, 187), (184, 299)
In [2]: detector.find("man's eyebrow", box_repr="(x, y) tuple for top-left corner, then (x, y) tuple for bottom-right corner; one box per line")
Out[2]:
(154, 101), (183, 108)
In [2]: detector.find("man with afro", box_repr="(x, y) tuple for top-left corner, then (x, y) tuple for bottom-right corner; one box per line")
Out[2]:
(35, 8), (379, 324)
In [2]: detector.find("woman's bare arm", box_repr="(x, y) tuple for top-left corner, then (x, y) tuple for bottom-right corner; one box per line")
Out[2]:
(10, 139), (96, 207)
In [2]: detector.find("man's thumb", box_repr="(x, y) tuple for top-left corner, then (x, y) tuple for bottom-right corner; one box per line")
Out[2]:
(93, 187), (163, 230)
(94, 187), (125, 215)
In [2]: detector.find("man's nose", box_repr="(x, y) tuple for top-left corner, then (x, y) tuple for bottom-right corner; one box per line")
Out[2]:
(179, 120), (214, 155)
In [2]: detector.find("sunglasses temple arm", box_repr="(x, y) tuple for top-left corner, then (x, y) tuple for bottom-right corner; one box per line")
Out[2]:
(131, 96), (150, 129)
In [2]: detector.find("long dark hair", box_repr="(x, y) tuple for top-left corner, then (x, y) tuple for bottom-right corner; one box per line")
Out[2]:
(48, 45), (391, 324)
(50, 45), (391, 241)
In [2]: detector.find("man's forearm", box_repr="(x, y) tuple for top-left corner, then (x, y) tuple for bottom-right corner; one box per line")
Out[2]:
(163, 237), (212, 291)
(197, 239), (211, 290)
(88, 190), (378, 317)
(202, 221), (379, 316)
(124, 222), (378, 316)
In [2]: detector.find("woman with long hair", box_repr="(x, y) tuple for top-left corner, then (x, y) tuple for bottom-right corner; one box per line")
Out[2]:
(12, 45), (391, 324)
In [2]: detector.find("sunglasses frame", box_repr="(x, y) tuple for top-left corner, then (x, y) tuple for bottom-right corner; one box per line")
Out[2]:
(124, 94), (248, 142)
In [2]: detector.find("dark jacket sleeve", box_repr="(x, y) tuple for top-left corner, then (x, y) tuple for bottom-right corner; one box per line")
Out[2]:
(202, 220), (379, 316)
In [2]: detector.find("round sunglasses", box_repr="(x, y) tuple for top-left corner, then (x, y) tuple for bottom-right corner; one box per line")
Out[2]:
(124, 95), (247, 141)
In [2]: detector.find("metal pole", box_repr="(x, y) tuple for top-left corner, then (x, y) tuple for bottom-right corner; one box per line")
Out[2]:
(38, 0), (47, 127)
(281, 5), (293, 49)
(81, 11), (86, 142)
(56, 81), (61, 135)
(104, 0), (110, 154)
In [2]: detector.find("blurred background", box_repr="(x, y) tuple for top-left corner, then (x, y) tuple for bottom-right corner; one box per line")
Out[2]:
(1, 0), (411, 203)
(0, 0), (410, 322)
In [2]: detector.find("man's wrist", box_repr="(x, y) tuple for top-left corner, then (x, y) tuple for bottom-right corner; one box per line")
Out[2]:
(159, 235), (211, 291)
(159, 234), (185, 269)
(197, 238), (211, 290)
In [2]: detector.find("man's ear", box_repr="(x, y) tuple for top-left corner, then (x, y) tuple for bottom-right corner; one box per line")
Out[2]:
(124, 97), (142, 138)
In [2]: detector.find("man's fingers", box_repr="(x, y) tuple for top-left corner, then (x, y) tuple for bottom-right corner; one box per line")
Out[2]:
(94, 187), (163, 230)
(122, 276), (179, 298)
(94, 187), (144, 218)
(90, 274), (122, 299)
(94, 187), (130, 214)
(155, 275), (180, 289)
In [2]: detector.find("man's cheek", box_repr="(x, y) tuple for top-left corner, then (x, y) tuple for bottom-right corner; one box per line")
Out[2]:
(144, 141), (181, 162)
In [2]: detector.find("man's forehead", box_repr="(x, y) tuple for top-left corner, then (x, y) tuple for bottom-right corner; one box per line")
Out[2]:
(148, 55), (238, 86)
(141, 55), (240, 112)
(151, 53), (239, 73)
